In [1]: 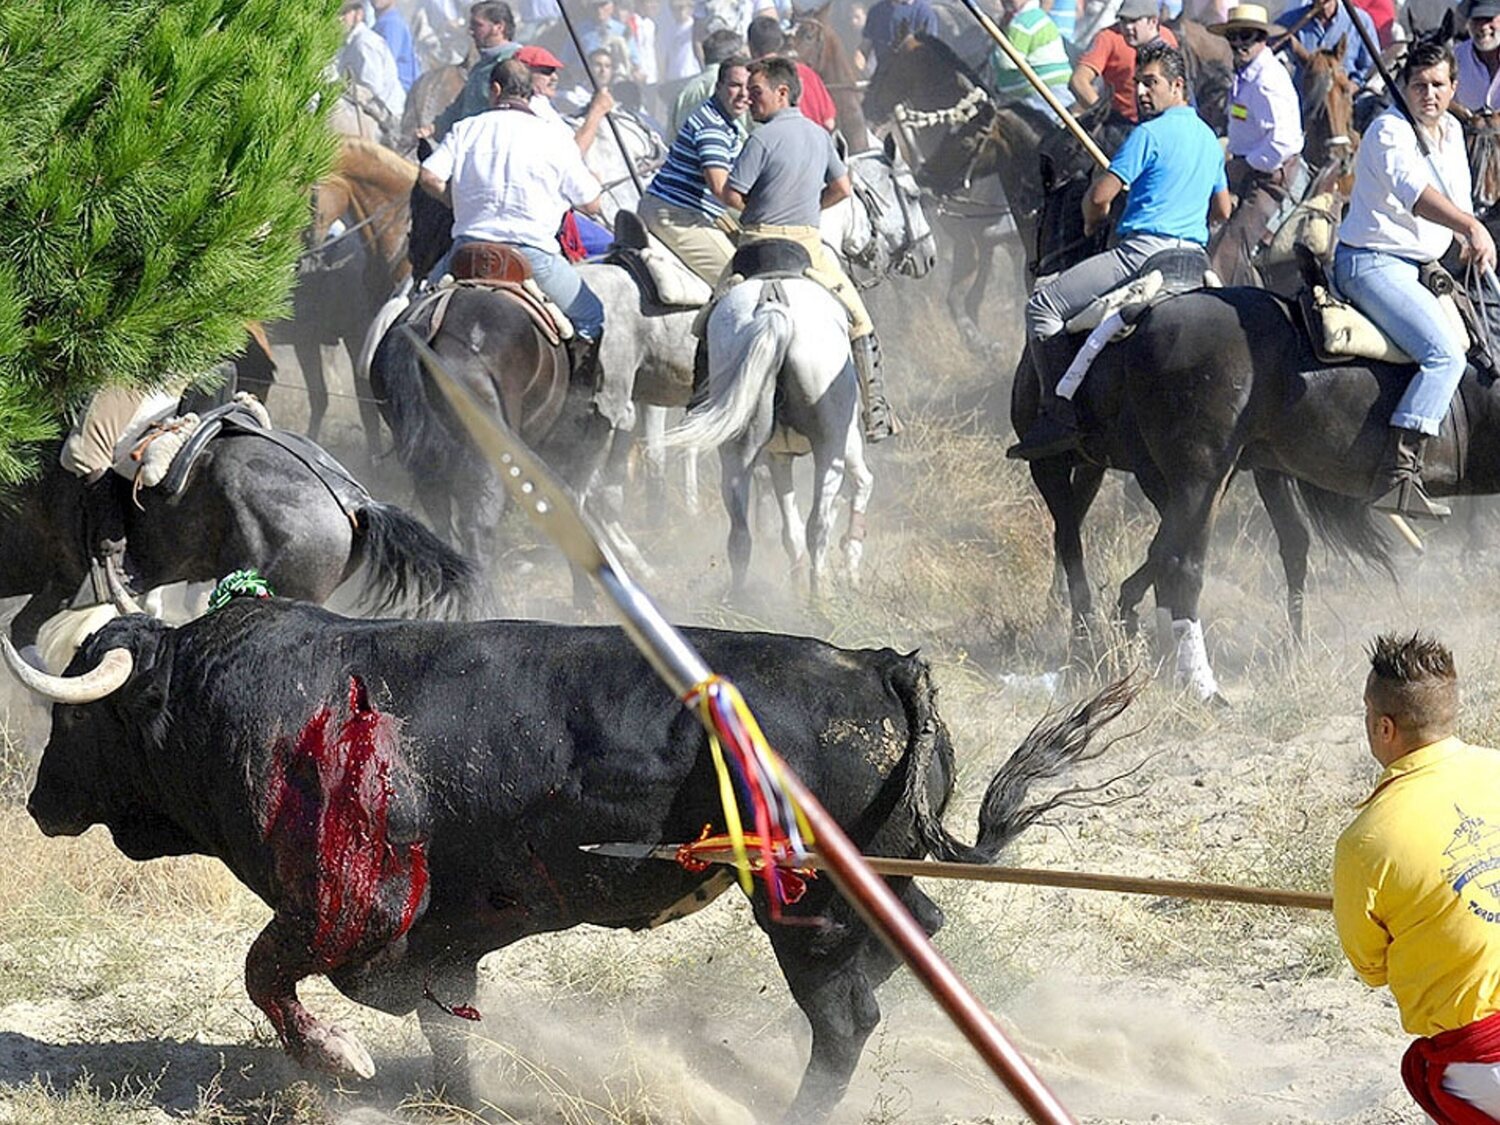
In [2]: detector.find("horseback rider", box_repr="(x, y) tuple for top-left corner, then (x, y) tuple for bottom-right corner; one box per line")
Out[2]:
(1275, 0), (1378, 87)
(1207, 3), (1305, 287)
(517, 43), (616, 155)
(428, 1), (521, 140)
(1010, 41), (1232, 461)
(336, 0), (407, 125)
(718, 55), (897, 442)
(1456, 0), (1500, 113)
(1333, 38), (1497, 520)
(638, 55), (751, 283)
(418, 57), (608, 377)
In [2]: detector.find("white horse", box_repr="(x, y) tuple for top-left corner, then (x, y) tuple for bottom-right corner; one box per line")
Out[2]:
(665, 278), (869, 599)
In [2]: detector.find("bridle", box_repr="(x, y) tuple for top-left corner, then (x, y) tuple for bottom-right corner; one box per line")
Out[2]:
(842, 154), (933, 286)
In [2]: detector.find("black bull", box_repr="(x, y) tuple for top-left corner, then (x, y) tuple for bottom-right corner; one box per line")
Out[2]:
(15, 599), (1136, 1120)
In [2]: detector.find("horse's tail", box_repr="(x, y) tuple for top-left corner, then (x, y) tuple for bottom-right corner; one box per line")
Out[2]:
(351, 501), (482, 620)
(905, 671), (1142, 864)
(664, 295), (792, 452)
(369, 308), (455, 477)
(1287, 475), (1397, 579)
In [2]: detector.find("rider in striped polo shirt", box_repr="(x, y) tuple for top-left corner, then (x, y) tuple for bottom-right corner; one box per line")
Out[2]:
(988, 0), (1074, 110)
(638, 57), (751, 283)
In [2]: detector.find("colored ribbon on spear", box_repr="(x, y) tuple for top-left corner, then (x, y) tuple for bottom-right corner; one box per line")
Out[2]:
(401, 325), (1080, 1124)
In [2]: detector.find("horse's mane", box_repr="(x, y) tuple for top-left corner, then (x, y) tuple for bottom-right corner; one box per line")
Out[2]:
(338, 137), (419, 184)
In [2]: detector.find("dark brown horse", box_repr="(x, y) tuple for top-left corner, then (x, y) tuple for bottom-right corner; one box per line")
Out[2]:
(792, 2), (870, 150)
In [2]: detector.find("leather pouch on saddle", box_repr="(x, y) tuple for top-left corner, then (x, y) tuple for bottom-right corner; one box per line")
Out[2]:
(1065, 247), (1211, 334)
(606, 211), (713, 309)
(691, 239), (817, 337)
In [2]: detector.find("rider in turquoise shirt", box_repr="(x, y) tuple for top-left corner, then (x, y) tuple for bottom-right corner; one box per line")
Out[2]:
(1010, 41), (1232, 460)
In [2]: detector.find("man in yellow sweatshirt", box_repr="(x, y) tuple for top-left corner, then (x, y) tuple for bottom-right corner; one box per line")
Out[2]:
(1334, 631), (1500, 1123)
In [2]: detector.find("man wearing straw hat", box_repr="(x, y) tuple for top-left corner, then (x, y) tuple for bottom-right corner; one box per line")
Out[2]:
(1335, 631), (1500, 1123)
(1010, 40), (1231, 460)
(1206, 3), (1304, 286)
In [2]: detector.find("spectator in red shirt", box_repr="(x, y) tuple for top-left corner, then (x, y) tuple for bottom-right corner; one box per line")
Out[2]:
(1070, 0), (1178, 124)
(746, 15), (839, 131)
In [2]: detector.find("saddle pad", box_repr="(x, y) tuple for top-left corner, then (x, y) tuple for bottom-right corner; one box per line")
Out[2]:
(640, 243), (712, 307)
(1306, 285), (1467, 365)
(1067, 271), (1165, 334)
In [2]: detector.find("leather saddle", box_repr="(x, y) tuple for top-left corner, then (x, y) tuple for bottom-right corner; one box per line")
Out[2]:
(451, 241), (532, 284)
(730, 238), (813, 280)
(605, 210), (713, 308)
(1065, 246), (1211, 334)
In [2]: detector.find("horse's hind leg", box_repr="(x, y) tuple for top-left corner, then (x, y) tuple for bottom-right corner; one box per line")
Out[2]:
(766, 454), (807, 586)
(293, 342), (330, 443)
(719, 443), (756, 598)
(806, 435), (848, 601)
(1155, 466), (1236, 702)
(842, 428), (875, 587)
(1252, 469), (1310, 645)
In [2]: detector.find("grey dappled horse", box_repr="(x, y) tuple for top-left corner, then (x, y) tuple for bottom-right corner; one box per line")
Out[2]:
(666, 278), (869, 599)
(2, 432), (479, 649)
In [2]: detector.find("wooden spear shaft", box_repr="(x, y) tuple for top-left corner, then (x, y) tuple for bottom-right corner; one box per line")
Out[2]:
(954, 0), (1111, 171)
(695, 849), (1332, 911)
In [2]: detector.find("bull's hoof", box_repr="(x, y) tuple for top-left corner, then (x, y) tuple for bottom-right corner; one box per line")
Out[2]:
(302, 1022), (376, 1079)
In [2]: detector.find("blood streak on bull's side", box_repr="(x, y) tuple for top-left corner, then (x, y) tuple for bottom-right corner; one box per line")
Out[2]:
(262, 675), (429, 968)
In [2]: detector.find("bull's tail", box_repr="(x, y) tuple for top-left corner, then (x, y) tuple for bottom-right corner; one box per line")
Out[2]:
(352, 501), (481, 620)
(903, 671), (1143, 865)
(664, 297), (791, 452)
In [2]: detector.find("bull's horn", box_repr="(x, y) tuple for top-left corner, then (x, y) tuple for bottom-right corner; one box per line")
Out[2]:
(1, 636), (133, 703)
(104, 562), (144, 616)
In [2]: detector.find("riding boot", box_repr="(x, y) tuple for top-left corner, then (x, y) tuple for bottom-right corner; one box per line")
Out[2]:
(852, 333), (900, 443)
(566, 331), (604, 391)
(1007, 335), (1082, 461)
(1370, 426), (1450, 521)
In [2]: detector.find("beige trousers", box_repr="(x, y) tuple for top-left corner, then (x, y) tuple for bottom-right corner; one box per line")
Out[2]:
(734, 222), (873, 339)
(638, 196), (737, 286)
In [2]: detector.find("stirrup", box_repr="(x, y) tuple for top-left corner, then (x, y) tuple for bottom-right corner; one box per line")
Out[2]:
(1371, 479), (1450, 521)
(864, 398), (900, 443)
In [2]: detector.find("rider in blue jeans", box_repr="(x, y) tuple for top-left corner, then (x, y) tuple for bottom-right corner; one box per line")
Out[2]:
(1334, 38), (1497, 520)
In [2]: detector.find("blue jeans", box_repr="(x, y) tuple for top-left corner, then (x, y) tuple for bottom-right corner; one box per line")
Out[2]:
(431, 236), (606, 341)
(1333, 244), (1466, 436)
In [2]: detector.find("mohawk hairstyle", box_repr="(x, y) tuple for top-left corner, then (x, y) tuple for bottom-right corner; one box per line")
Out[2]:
(1366, 631), (1458, 742)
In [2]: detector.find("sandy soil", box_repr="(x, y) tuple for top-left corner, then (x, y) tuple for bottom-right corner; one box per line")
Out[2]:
(0, 264), (1462, 1125)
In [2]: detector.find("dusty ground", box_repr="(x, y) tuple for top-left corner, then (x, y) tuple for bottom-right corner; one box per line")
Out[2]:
(0, 255), (1478, 1124)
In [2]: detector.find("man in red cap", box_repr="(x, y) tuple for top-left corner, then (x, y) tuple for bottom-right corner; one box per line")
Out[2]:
(516, 43), (615, 154)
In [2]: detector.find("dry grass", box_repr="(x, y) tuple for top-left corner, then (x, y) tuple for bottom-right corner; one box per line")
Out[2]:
(1, 262), (1477, 1123)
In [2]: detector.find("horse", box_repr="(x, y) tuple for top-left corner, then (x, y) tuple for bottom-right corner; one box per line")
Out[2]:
(1028, 286), (1476, 700)
(369, 145), (934, 585)
(666, 278), (868, 598)
(402, 62), (467, 141)
(791, 1), (871, 150)
(1, 429), (479, 650)
(240, 139), (416, 461)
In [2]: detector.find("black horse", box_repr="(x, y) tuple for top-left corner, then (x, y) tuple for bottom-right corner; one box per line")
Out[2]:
(1032, 286), (1462, 699)
(1, 428), (480, 648)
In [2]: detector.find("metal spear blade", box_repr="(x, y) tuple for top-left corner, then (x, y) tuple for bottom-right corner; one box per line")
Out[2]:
(399, 325), (614, 575)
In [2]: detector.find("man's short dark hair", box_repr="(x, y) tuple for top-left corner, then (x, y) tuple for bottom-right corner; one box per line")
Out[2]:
(1400, 38), (1457, 86)
(1134, 40), (1186, 85)
(1366, 631), (1458, 743)
(747, 14), (785, 55)
(471, 0), (516, 36)
(701, 28), (746, 65)
(492, 57), (536, 99)
(750, 55), (801, 104)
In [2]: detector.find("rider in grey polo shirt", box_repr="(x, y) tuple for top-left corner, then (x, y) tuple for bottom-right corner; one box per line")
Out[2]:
(720, 56), (895, 442)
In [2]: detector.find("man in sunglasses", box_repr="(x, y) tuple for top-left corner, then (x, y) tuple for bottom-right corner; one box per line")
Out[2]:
(1207, 3), (1303, 286)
